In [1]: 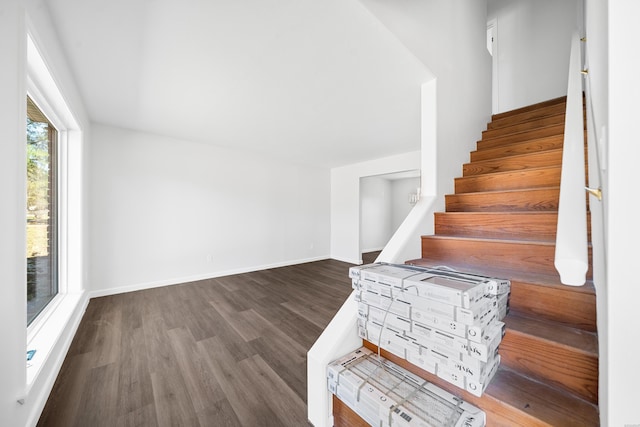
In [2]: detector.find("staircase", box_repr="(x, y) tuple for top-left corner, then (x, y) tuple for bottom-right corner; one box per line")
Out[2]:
(334, 96), (599, 426)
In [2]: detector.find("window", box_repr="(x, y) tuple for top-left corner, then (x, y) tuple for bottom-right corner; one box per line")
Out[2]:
(26, 97), (59, 325)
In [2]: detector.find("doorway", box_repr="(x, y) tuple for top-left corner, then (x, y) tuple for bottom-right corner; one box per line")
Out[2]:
(359, 170), (420, 263)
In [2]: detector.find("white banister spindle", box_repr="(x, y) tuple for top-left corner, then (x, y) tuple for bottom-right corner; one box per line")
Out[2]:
(554, 32), (588, 286)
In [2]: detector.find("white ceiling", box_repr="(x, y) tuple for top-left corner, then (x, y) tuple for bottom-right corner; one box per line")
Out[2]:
(46, 0), (433, 168)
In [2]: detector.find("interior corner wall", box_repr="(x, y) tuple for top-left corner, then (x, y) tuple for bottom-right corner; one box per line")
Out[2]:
(89, 124), (330, 295)
(356, 0), (491, 199)
(330, 151), (420, 264)
(359, 177), (392, 253)
(488, 0), (580, 113)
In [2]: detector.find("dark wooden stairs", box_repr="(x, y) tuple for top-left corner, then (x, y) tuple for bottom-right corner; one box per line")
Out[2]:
(333, 96), (599, 426)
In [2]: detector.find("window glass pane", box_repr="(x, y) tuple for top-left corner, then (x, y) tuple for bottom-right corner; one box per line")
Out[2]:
(27, 97), (58, 325)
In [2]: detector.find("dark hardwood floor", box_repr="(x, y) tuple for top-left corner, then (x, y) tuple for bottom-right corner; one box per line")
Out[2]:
(37, 258), (357, 427)
(361, 250), (380, 265)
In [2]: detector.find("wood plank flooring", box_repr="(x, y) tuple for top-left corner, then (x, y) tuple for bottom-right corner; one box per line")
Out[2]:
(37, 258), (356, 427)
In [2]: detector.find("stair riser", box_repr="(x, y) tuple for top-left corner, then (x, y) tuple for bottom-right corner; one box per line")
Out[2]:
(464, 150), (564, 176)
(435, 212), (560, 241)
(445, 188), (561, 212)
(491, 96), (567, 121)
(488, 103), (567, 130)
(455, 168), (561, 193)
(471, 137), (564, 162)
(477, 132), (588, 154)
(500, 330), (598, 405)
(477, 125), (565, 150)
(420, 237), (593, 279)
(483, 114), (567, 139)
(509, 281), (597, 332)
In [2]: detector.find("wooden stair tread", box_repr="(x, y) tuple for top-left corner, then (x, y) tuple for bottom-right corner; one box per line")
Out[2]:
(477, 133), (561, 151)
(486, 367), (598, 427)
(455, 166), (562, 193)
(482, 112), (567, 139)
(505, 312), (598, 356)
(405, 256), (595, 295)
(434, 211), (586, 242)
(470, 138), (564, 162)
(361, 341), (599, 426)
(475, 124), (566, 150)
(450, 186), (559, 196)
(476, 130), (586, 152)
(491, 96), (567, 121)
(480, 123), (565, 143)
(436, 211), (559, 217)
(419, 235), (594, 279)
(445, 187), (562, 213)
(421, 235), (593, 280)
(488, 103), (567, 130)
(501, 312), (599, 403)
(463, 149), (564, 176)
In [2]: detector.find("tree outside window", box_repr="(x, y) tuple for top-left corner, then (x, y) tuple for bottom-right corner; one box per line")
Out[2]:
(27, 97), (58, 325)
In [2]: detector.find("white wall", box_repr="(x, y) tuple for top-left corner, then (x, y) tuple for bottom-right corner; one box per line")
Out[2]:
(487, 0), (580, 113)
(604, 1), (640, 426)
(0, 3), (28, 425)
(391, 177), (420, 231)
(584, 0), (609, 424)
(359, 177), (392, 252)
(330, 152), (421, 264)
(0, 1), (91, 426)
(89, 124), (330, 295)
(357, 0), (492, 198)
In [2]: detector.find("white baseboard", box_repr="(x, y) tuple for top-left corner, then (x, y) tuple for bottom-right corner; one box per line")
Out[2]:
(330, 255), (362, 265)
(89, 255), (331, 298)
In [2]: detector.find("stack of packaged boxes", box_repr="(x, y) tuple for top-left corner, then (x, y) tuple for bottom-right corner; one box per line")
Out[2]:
(349, 263), (510, 398)
(327, 346), (485, 427)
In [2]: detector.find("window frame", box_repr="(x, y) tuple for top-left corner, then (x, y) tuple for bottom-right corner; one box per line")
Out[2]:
(24, 31), (84, 389)
(25, 87), (67, 336)
(26, 95), (61, 326)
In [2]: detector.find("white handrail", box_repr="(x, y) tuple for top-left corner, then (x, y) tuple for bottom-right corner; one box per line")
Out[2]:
(554, 32), (588, 286)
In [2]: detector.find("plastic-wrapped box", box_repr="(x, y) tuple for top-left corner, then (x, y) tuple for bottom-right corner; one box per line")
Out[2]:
(327, 347), (486, 427)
